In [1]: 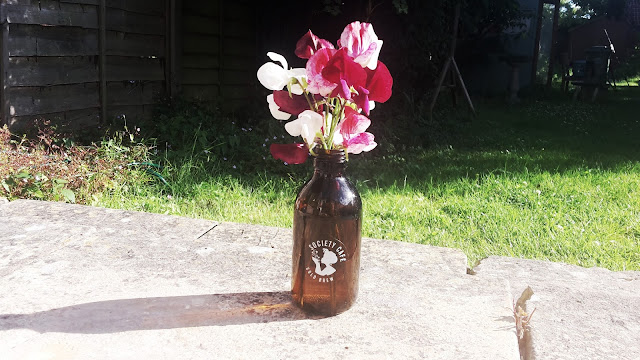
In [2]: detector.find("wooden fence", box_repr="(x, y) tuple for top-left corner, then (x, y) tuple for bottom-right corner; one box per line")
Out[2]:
(0, 0), (257, 132)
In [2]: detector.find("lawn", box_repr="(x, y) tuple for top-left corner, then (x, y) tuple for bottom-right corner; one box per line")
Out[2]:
(2, 86), (639, 271)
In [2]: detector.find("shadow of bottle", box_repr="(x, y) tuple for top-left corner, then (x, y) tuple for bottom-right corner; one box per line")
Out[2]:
(0, 291), (323, 334)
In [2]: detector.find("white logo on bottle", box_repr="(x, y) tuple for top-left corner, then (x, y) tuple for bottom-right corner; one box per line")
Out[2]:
(305, 239), (347, 283)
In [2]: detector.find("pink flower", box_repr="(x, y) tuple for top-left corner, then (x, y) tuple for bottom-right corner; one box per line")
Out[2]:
(306, 48), (338, 96)
(338, 21), (383, 70)
(335, 107), (377, 154)
(295, 30), (335, 59)
(270, 143), (309, 164)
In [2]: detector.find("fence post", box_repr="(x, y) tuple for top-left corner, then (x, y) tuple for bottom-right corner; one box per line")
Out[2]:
(0, 21), (8, 128)
(98, 0), (107, 124)
(166, 0), (182, 100)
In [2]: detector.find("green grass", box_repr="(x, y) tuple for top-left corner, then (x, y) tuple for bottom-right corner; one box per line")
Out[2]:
(86, 86), (640, 271)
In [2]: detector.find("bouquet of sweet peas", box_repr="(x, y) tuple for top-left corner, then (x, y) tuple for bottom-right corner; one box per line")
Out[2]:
(257, 21), (393, 164)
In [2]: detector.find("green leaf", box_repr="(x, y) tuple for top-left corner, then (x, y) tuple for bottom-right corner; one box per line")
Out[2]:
(16, 170), (31, 179)
(61, 189), (76, 203)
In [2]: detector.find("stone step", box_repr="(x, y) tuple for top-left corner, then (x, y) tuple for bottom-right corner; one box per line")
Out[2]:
(474, 256), (640, 360)
(0, 200), (520, 359)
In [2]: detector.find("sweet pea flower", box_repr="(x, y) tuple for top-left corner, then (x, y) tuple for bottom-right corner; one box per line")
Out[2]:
(338, 21), (383, 70)
(306, 48), (339, 96)
(257, 52), (305, 94)
(334, 107), (377, 154)
(352, 61), (393, 115)
(284, 110), (323, 146)
(270, 143), (309, 164)
(321, 48), (367, 100)
(295, 30), (335, 59)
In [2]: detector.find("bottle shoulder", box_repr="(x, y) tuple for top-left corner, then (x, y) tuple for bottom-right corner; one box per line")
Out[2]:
(295, 175), (362, 217)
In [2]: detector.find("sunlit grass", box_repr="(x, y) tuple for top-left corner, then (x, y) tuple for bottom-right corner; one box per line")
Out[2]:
(83, 87), (640, 271)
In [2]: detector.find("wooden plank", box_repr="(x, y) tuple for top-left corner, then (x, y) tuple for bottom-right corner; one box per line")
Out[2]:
(106, 8), (164, 35)
(182, 68), (219, 85)
(8, 108), (100, 133)
(2, 4), (98, 28)
(8, 56), (98, 86)
(106, 31), (164, 57)
(106, 81), (163, 106)
(1, 23), (9, 126)
(60, 0), (164, 14)
(223, 20), (254, 39)
(223, 2), (253, 21)
(38, 0), (62, 11)
(221, 69), (253, 85)
(182, 84), (219, 101)
(223, 38), (254, 57)
(7, 24), (98, 56)
(183, 0), (218, 17)
(59, 2), (96, 12)
(183, 14), (219, 35)
(221, 55), (254, 71)
(9, 83), (100, 116)
(183, 34), (219, 55)
(220, 84), (249, 99)
(61, 0), (100, 5)
(182, 54), (219, 69)
(107, 104), (153, 122)
(105, 0), (164, 15)
(106, 56), (165, 81)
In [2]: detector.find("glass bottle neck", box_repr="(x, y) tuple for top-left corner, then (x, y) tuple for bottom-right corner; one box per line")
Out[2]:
(313, 150), (346, 176)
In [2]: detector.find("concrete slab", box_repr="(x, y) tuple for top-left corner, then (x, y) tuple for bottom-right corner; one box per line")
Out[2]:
(0, 200), (521, 359)
(474, 256), (640, 360)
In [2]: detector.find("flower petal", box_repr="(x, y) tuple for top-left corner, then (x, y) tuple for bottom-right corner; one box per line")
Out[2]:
(284, 110), (323, 145)
(306, 48), (338, 96)
(273, 90), (310, 117)
(321, 48), (367, 91)
(295, 30), (335, 59)
(339, 22), (382, 70)
(270, 143), (309, 164)
(365, 61), (393, 103)
(339, 107), (371, 138)
(267, 94), (291, 120)
(267, 52), (288, 70)
(345, 132), (377, 154)
(257, 62), (289, 90)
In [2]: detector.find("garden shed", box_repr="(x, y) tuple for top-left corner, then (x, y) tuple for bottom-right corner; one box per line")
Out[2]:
(0, 0), (258, 132)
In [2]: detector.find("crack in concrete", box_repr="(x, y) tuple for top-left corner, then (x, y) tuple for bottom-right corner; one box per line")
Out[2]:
(195, 223), (218, 240)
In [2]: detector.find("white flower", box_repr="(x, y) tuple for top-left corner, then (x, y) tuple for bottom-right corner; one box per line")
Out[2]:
(257, 52), (305, 94)
(284, 110), (323, 146)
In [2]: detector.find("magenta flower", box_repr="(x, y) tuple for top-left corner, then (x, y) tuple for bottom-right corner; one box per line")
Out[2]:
(321, 48), (367, 100)
(295, 30), (335, 59)
(352, 61), (393, 115)
(270, 143), (309, 164)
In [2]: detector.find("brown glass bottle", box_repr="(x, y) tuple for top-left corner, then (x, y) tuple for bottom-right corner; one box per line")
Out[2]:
(291, 149), (362, 316)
